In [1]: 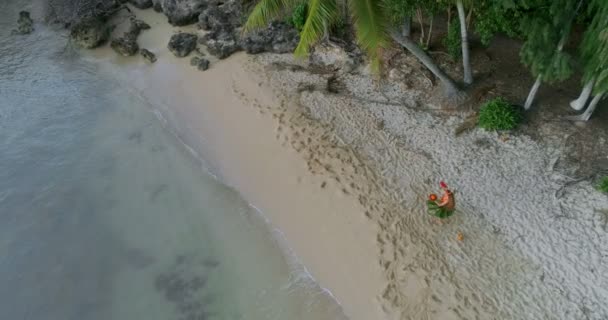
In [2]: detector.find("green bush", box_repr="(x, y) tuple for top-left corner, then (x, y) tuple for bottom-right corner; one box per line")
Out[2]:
(597, 177), (608, 194)
(478, 97), (522, 131)
(443, 19), (461, 59)
(291, 3), (307, 31)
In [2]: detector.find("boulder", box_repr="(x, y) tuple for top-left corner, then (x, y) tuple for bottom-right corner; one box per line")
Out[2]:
(153, 1), (163, 12)
(129, 0), (153, 9)
(70, 17), (111, 49)
(13, 11), (34, 35)
(129, 18), (151, 36)
(190, 56), (210, 71)
(241, 21), (299, 54)
(161, 0), (206, 26)
(199, 31), (239, 59)
(110, 18), (150, 56)
(168, 32), (198, 57)
(140, 48), (157, 62)
(111, 36), (139, 56)
(197, 1), (241, 31)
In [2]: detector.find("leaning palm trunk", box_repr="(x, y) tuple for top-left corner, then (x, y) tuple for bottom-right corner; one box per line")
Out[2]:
(567, 92), (604, 121)
(524, 75), (542, 110)
(523, 38), (567, 110)
(523, 0), (583, 110)
(425, 15), (434, 48)
(457, 0), (472, 84)
(391, 31), (463, 98)
(570, 77), (596, 111)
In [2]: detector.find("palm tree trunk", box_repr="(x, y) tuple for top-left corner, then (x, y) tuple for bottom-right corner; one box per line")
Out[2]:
(525, 0), (583, 110)
(416, 9), (425, 44)
(425, 15), (434, 48)
(524, 75), (542, 110)
(567, 92), (604, 121)
(457, 0), (472, 85)
(403, 16), (411, 38)
(570, 77), (596, 111)
(391, 31), (462, 97)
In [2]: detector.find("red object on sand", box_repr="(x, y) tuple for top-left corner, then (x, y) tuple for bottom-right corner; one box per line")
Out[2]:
(429, 194), (438, 201)
(440, 181), (448, 189)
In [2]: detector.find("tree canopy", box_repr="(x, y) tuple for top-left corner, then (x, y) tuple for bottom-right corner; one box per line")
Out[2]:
(244, 0), (607, 119)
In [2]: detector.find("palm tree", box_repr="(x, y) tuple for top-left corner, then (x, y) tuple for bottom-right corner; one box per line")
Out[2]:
(244, 0), (464, 99)
(244, 0), (387, 70)
(456, 0), (472, 84)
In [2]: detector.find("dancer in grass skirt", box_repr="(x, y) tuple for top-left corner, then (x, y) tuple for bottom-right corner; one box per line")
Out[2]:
(427, 181), (455, 219)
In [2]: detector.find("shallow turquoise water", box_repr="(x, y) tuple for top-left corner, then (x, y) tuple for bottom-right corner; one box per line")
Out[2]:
(0, 3), (347, 320)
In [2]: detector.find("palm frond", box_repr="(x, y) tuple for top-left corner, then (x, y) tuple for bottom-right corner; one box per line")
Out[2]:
(294, 0), (338, 57)
(243, 0), (300, 32)
(349, 0), (388, 71)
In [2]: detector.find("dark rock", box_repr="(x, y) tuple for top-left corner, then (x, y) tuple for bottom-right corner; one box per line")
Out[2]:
(130, 18), (151, 34)
(199, 30), (239, 59)
(190, 56), (210, 71)
(110, 18), (150, 56)
(168, 32), (198, 57)
(241, 21), (299, 55)
(161, 0), (207, 26)
(111, 36), (139, 56)
(153, 1), (163, 12)
(70, 17), (111, 49)
(140, 48), (157, 62)
(129, 0), (153, 9)
(13, 11), (34, 35)
(197, 1), (241, 31)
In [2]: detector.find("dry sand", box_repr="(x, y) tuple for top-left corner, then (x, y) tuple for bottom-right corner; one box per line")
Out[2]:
(83, 5), (608, 320)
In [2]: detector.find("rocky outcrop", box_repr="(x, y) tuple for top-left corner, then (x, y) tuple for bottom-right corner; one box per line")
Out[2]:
(196, 0), (298, 59)
(110, 18), (150, 56)
(140, 49), (157, 62)
(241, 21), (299, 54)
(199, 31), (240, 59)
(111, 36), (139, 56)
(129, 0), (153, 9)
(161, 0), (206, 26)
(69, 17), (111, 49)
(168, 33), (198, 57)
(13, 11), (34, 35)
(190, 56), (210, 71)
(197, 1), (241, 31)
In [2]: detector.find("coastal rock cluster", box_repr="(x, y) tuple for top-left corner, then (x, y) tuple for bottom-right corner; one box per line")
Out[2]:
(168, 32), (198, 57)
(110, 18), (151, 56)
(69, 17), (111, 49)
(53, 0), (301, 61)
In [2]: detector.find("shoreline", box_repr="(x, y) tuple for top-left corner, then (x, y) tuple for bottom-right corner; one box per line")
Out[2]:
(76, 4), (608, 319)
(85, 8), (387, 320)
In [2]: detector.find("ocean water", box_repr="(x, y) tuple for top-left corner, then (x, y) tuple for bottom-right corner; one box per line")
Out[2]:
(0, 3), (348, 320)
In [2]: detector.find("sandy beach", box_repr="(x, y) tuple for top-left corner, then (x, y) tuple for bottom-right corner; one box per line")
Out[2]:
(80, 5), (608, 320)
(87, 8), (387, 320)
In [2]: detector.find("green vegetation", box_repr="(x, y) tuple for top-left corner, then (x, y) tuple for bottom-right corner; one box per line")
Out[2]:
(478, 98), (522, 131)
(243, 0), (608, 120)
(443, 19), (460, 59)
(291, 3), (307, 31)
(597, 177), (608, 194)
